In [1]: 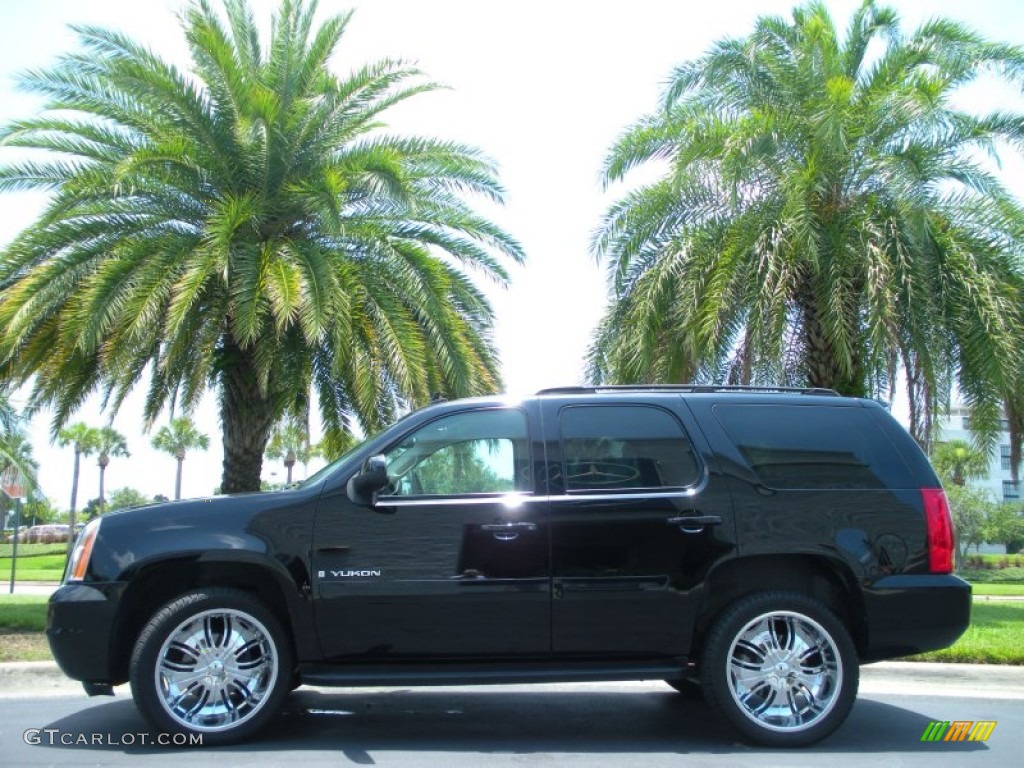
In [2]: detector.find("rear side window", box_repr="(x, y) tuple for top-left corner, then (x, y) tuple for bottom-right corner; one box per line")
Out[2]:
(713, 404), (913, 490)
(559, 405), (700, 491)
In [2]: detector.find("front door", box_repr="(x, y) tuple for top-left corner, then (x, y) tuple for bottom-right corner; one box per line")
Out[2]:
(313, 405), (550, 661)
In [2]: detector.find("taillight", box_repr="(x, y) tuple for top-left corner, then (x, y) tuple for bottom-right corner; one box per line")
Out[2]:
(922, 488), (954, 574)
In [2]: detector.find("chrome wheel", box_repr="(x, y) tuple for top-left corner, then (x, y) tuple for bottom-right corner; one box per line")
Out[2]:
(727, 610), (842, 733)
(155, 608), (279, 733)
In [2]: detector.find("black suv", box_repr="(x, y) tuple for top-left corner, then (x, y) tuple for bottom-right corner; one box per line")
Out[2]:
(49, 386), (970, 747)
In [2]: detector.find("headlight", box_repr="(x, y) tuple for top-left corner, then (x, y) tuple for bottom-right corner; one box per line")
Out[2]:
(65, 518), (101, 583)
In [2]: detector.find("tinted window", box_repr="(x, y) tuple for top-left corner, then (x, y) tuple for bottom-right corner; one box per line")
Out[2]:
(559, 405), (699, 491)
(380, 409), (529, 496)
(713, 404), (912, 490)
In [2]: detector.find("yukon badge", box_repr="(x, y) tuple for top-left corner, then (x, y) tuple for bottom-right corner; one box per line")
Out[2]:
(318, 569), (382, 579)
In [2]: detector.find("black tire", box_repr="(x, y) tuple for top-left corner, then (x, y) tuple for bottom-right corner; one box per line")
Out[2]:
(129, 588), (293, 746)
(699, 591), (858, 747)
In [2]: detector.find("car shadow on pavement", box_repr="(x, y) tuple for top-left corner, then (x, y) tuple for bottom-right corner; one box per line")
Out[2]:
(31, 688), (989, 757)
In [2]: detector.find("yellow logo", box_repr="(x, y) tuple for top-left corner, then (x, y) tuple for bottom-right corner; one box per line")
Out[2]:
(921, 721), (996, 742)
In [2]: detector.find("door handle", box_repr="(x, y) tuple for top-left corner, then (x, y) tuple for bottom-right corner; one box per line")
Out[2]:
(666, 514), (722, 532)
(481, 521), (537, 541)
(481, 522), (538, 532)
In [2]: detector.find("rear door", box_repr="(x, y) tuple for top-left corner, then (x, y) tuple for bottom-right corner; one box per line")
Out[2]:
(542, 398), (736, 658)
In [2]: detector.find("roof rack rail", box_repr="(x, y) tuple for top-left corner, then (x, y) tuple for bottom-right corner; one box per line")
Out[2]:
(535, 384), (841, 396)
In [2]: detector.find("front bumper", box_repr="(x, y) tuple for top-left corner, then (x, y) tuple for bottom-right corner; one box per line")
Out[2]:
(860, 573), (972, 662)
(47, 582), (125, 687)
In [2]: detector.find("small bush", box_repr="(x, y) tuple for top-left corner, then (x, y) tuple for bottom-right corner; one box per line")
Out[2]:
(958, 553), (1024, 571)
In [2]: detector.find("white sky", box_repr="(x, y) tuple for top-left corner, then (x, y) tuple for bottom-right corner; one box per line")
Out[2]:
(1, 0), (1023, 509)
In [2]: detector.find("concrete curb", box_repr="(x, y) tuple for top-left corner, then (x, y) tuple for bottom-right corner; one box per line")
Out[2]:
(859, 661), (1024, 699)
(0, 661), (87, 698)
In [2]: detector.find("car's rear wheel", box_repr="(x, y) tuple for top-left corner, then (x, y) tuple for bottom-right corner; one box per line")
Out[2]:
(700, 591), (858, 747)
(130, 588), (292, 746)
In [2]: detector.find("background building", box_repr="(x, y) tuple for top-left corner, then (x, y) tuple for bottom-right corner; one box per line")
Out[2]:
(934, 404), (1019, 503)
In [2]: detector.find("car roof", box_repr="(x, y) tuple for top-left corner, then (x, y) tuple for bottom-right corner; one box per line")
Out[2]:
(405, 386), (869, 421)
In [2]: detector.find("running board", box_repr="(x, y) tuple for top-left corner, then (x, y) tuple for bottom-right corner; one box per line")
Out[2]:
(298, 660), (690, 688)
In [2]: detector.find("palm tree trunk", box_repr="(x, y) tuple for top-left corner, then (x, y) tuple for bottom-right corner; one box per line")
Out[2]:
(175, 458), (183, 500)
(67, 448), (80, 554)
(796, 280), (865, 397)
(69, 449), (80, 515)
(98, 466), (106, 516)
(219, 341), (275, 494)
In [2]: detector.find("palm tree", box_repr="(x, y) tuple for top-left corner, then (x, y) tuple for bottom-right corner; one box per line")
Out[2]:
(0, 0), (523, 494)
(0, 392), (37, 491)
(56, 422), (100, 547)
(0, 432), (37, 488)
(589, 0), (1024, 461)
(0, 430), (38, 538)
(151, 418), (210, 500)
(266, 421), (351, 484)
(95, 426), (130, 514)
(265, 421), (309, 485)
(932, 440), (990, 488)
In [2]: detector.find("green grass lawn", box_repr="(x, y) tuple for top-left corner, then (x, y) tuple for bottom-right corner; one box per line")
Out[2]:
(909, 601), (1024, 665)
(0, 554), (66, 582)
(971, 582), (1024, 596)
(0, 595), (47, 631)
(0, 596), (51, 662)
(0, 543), (67, 559)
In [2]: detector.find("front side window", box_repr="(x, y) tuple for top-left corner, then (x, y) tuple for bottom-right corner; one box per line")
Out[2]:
(559, 405), (700, 492)
(379, 409), (529, 497)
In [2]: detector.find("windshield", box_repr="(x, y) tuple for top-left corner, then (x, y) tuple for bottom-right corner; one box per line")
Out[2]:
(296, 404), (442, 489)
(297, 440), (365, 489)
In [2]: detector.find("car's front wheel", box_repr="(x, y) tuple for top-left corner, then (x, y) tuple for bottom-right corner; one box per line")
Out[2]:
(129, 588), (293, 746)
(700, 591), (858, 747)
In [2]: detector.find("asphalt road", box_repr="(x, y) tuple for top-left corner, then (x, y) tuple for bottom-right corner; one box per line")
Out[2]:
(0, 677), (1020, 768)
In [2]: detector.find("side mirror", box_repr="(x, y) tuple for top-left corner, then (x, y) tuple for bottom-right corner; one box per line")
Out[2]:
(347, 455), (389, 507)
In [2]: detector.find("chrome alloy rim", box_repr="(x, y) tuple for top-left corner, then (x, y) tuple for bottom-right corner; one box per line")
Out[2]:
(726, 610), (842, 733)
(155, 608), (278, 732)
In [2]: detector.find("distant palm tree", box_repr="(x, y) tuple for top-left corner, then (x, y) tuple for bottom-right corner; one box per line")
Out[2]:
(0, 431), (38, 507)
(151, 418), (210, 500)
(590, 0), (1024, 460)
(0, 392), (37, 491)
(265, 422), (310, 485)
(56, 422), (100, 548)
(932, 440), (990, 488)
(265, 421), (348, 484)
(95, 426), (130, 514)
(0, 0), (523, 494)
(303, 439), (330, 477)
